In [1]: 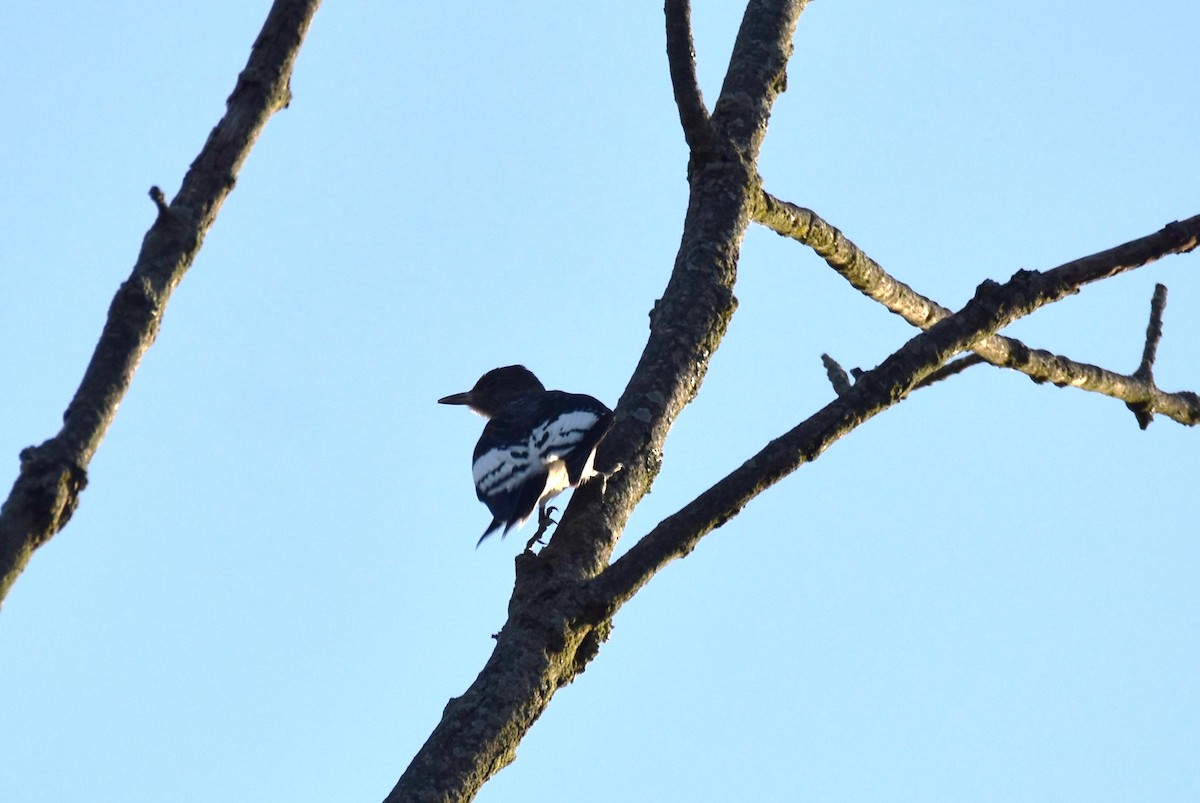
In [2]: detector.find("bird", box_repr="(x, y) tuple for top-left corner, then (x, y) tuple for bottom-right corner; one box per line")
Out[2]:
(438, 365), (616, 548)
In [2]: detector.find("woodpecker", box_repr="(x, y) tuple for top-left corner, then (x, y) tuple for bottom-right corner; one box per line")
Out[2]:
(438, 365), (615, 547)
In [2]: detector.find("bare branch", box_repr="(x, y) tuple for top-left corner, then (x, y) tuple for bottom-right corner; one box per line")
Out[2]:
(755, 192), (1200, 426)
(535, 0), (809, 577)
(823, 352), (986, 397)
(386, 3), (814, 798)
(1135, 283), (1168, 382)
(1127, 283), (1171, 428)
(820, 353), (853, 395)
(588, 220), (1200, 613)
(664, 0), (713, 153)
(914, 354), (987, 390)
(0, 0), (322, 608)
(712, 0), (807, 153)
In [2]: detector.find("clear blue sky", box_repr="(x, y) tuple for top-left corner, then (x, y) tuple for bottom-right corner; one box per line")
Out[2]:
(2, 2), (1197, 801)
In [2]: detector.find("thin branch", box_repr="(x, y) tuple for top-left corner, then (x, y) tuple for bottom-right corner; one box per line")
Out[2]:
(821, 352), (985, 396)
(1127, 283), (1170, 428)
(1135, 283), (1168, 382)
(588, 220), (1200, 614)
(664, 0), (713, 153)
(914, 354), (987, 390)
(0, 0), (322, 608)
(755, 192), (1200, 426)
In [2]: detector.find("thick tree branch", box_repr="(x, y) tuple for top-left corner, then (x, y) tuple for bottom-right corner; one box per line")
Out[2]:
(712, 0), (804, 153)
(588, 220), (1200, 613)
(0, 0), (322, 608)
(665, 0), (713, 153)
(535, 0), (808, 578)
(755, 192), (1200, 426)
(385, 3), (811, 800)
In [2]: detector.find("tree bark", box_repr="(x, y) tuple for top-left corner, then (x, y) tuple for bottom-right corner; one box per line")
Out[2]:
(383, 2), (808, 801)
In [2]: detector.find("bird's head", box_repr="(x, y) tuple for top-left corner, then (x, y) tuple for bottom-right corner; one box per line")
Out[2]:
(438, 365), (546, 418)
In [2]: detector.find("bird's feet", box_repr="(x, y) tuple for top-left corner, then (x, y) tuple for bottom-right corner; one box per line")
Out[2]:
(525, 506), (558, 551)
(598, 462), (624, 496)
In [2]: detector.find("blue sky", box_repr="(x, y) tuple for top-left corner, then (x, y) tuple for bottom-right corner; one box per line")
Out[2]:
(2, 2), (1197, 801)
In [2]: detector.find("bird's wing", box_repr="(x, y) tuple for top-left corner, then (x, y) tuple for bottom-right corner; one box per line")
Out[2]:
(469, 392), (614, 538)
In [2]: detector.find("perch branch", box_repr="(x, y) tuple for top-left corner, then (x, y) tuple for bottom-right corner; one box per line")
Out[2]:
(386, 3), (812, 800)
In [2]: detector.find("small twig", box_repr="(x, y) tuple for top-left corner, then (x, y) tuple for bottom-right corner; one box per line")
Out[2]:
(149, 185), (171, 218)
(1127, 283), (1170, 428)
(820, 353), (853, 395)
(1135, 283), (1168, 381)
(913, 354), (987, 390)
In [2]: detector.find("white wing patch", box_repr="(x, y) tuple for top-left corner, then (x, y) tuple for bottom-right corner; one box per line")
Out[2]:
(472, 445), (540, 496)
(530, 410), (599, 460)
(472, 409), (601, 499)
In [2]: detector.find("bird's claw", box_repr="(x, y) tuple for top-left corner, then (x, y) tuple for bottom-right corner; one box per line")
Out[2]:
(524, 506), (558, 551)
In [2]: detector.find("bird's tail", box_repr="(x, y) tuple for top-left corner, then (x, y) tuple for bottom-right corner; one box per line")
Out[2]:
(476, 517), (505, 548)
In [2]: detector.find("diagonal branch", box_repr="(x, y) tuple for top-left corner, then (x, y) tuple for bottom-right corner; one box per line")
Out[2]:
(712, 0), (804, 153)
(755, 192), (1200, 426)
(537, 0), (808, 578)
(665, 0), (713, 153)
(0, 0), (322, 608)
(588, 220), (1200, 614)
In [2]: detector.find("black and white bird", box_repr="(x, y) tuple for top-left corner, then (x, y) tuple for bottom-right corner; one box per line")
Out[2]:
(438, 365), (615, 547)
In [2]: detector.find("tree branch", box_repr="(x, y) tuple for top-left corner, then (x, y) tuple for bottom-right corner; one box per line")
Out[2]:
(914, 354), (987, 390)
(755, 192), (1200, 426)
(385, 3), (812, 799)
(588, 220), (1200, 614)
(0, 0), (322, 608)
(821, 352), (987, 395)
(535, 0), (808, 578)
(1127, 283), (1171, 428)
(664, 0), (713, 153)
(712, 0), (805, 153)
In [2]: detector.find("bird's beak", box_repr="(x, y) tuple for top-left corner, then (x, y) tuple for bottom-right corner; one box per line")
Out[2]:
(438, 391), (473, 406)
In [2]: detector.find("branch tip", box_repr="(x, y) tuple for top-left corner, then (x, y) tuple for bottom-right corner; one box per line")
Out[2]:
(148, 186), (170, 217)
(820, 353), (852, 396)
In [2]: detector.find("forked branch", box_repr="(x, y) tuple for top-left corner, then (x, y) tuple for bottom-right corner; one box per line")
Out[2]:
(589, 219), (1200, 613)
(756, 192), (1200, 426)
